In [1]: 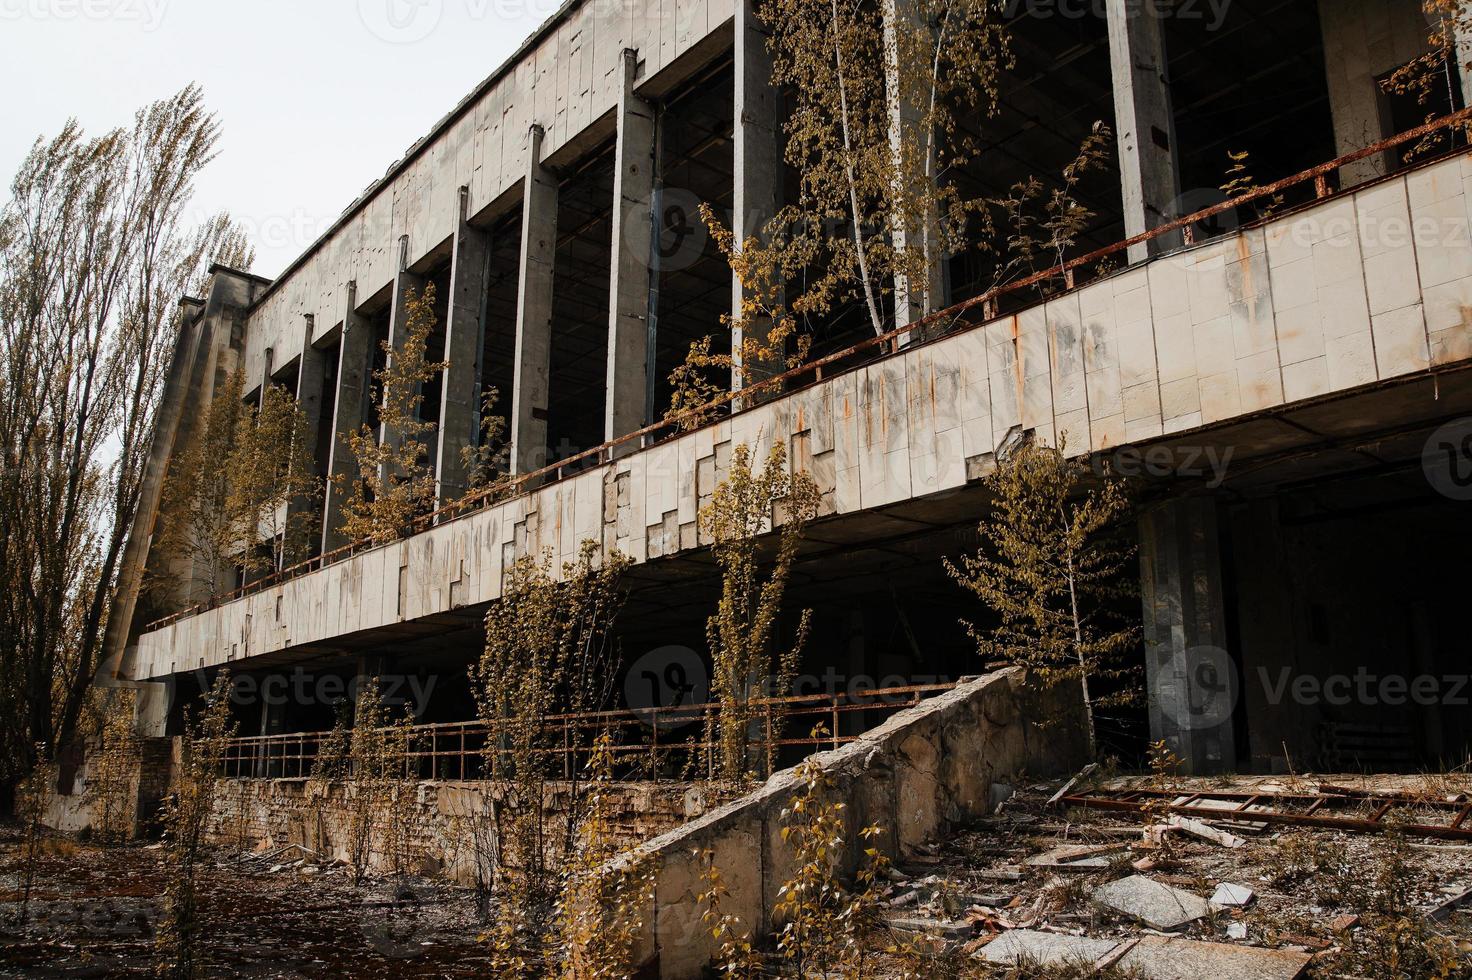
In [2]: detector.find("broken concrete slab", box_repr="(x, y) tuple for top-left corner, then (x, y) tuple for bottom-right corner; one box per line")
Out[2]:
(886, 916), (976, 940)
(1116, 936), (1312, 980)
(1092, 875), (1214, 930)
(979, 930), (1123, 968)
(1027, 842), (1127, 869)
(1211, 882), (1256, 907)
(981, 932), (1312, 980)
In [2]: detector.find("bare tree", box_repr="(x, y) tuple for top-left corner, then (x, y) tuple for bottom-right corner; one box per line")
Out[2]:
(944, 437), (1139, 757)
(226, 382), (320, 575)
(700, 440), (819, 783)
(0, 84), (249, 788)
(333, 282), (445, 544)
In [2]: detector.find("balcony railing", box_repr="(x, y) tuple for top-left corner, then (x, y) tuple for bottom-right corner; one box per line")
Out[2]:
(220, 681), (961, 783)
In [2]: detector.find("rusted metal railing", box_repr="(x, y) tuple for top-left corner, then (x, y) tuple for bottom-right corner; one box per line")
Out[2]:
(147, 109), (1472, 635)
(219, 681), (959, 782)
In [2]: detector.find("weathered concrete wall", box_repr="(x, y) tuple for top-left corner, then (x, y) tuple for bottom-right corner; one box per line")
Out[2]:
(623, 667), (1086, 978)
(37, 737), (172, 839)
(134, 156), (1472, 686)
(203, 777), (719, 885)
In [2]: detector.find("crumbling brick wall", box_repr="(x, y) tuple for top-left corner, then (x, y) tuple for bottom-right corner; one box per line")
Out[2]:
(203, 778), (719, 883)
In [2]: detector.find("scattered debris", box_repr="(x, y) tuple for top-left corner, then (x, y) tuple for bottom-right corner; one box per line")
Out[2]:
(1026, 842), (1126, 869)
(1428, 885), (1472, 923)
(1047, 763), (1099, 807)
(1170, 814), (1247, 849)
(1211, 882), (1256, 907)
(885, 916), (975, 940)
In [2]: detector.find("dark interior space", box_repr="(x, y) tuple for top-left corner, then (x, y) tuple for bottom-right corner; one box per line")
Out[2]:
(947, 5), (1124, 315)
(419, 264), (452, 480)
(651, 58), (735, 423)
(1226, 460), (1472, 775)
(1165, 0), (1338, 229)
(547, 142), (616, 467)
(475, 210), (523, 469)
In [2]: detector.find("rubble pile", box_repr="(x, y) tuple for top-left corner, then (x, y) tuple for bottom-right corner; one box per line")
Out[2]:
(872, 774), (1472, 978)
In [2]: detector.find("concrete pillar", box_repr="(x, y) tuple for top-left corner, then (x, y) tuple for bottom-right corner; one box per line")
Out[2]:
(883, 0), (947, 331)
(511, 124), (559, 476)
(322, 283), (374, 554)
(1457, 20), (1472, 111)
(732, 0), (783, 403)
(289, 315), (328, 558)
(381, 243), (428, 487)
(1138, 496), (1237, 775)
(255, 688), (286, 778)
(1104, 0), (1182, 263)
(437, 187), (492, 504)
(607, 48), (658, 450)
(258, 347), (274, 408)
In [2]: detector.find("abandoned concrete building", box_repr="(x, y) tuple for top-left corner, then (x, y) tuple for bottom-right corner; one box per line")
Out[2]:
(101, 0), (1472, 811)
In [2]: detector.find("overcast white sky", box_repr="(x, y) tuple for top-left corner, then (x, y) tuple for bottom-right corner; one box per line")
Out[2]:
(1, 0), (563, 277)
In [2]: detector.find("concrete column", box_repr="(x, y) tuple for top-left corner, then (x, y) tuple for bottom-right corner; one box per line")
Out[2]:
(255, 689), (286, 778)
(511, 124), (559, 476)
(1138, 496), (1237, 775)
(1105, 0), (1182, 263)
(732, 0), (783, 403)
(606, 48), (658, 450)
(289, 315), (328, 558)
(258, 347), (274, 408)
(1454, 19), (1472, 111)
(437, 187), (492, 504)
(322, 283), (374, 554)
(381, 243), (428, 487)
(884, 0), (947, 331)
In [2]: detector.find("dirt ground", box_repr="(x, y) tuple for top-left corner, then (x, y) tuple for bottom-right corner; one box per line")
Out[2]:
(0, 827), (491, 978)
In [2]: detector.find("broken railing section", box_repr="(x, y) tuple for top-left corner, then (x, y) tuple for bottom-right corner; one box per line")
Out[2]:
(219, 682), (959, 782)
(1062, 785), (1472, 842)
(142, 108), (1472, 637)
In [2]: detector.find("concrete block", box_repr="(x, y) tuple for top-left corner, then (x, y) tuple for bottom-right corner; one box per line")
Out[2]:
(1275, 303), (1325, 367)
(1413, 196), (1472, 289)
(1235, 349), (1284, 413)
(1192, 315), (1235, 378)
(1372, 304), (1430, 377)
(1282, 356), (1330, 403)
(1153, 311), (1197, 384)
(1198, 371), (1242, 425)
(1363, 247), (1423, 317)
(1269, 256), (1318, 312)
